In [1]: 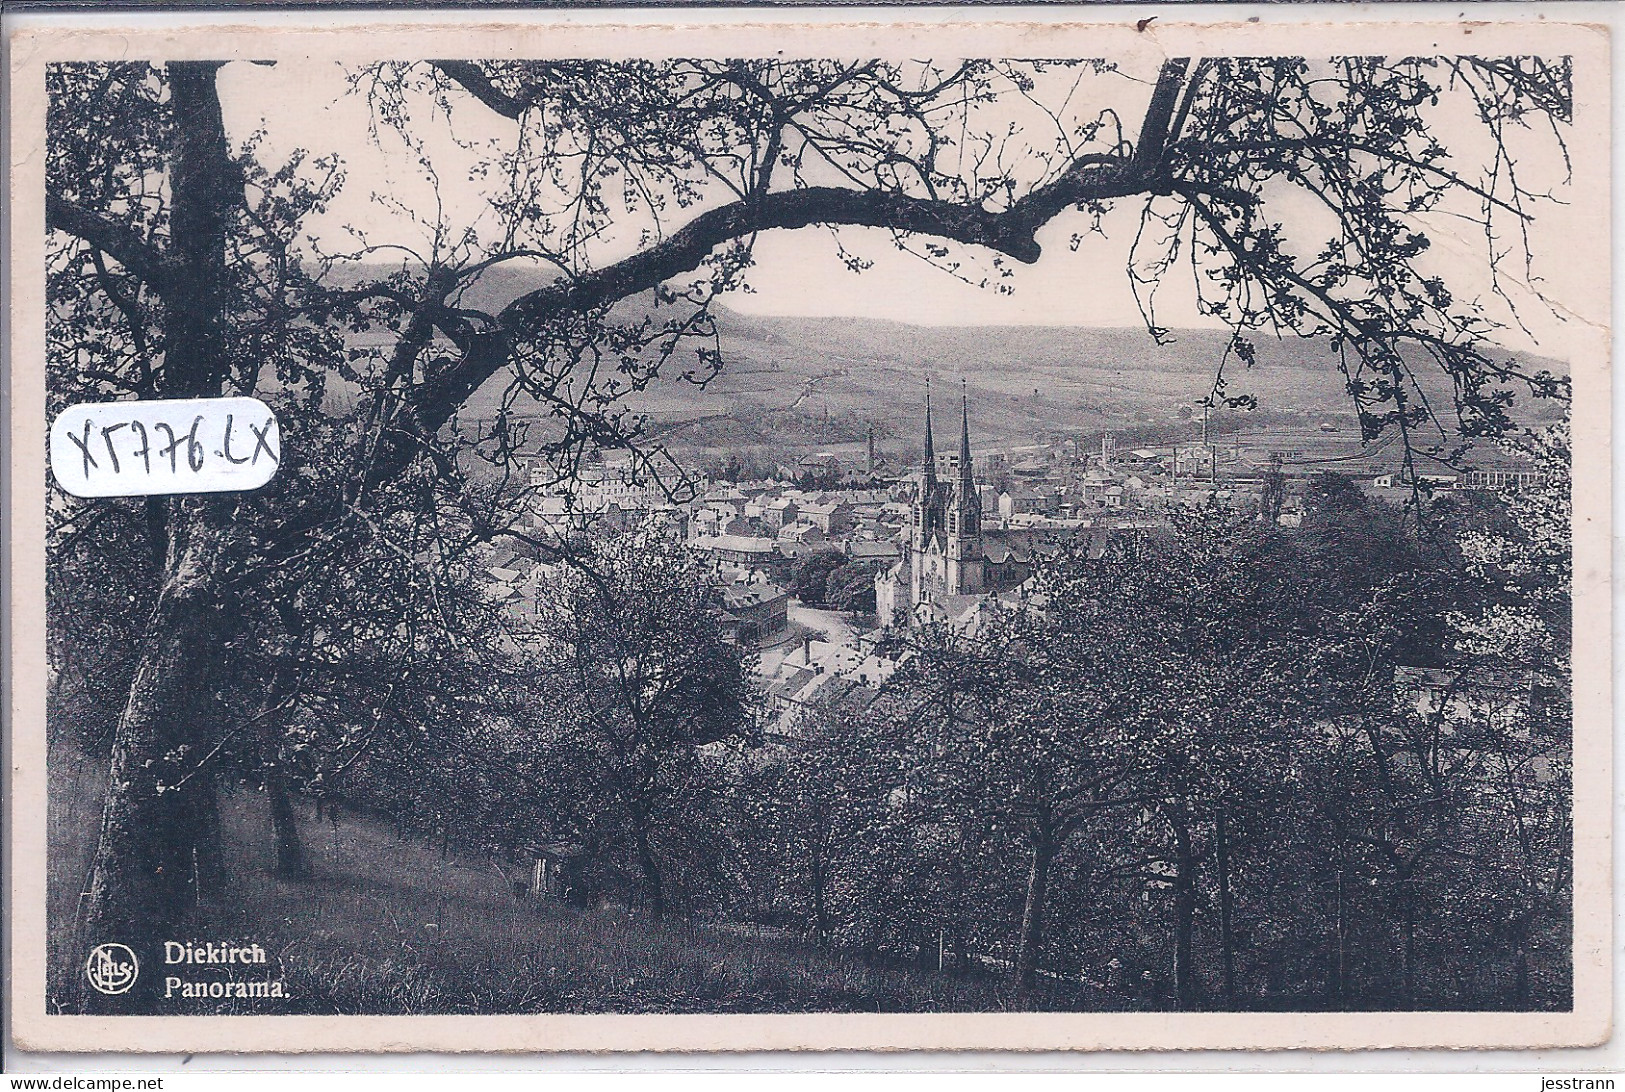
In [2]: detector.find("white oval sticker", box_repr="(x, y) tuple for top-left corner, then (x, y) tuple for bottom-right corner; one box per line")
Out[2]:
(49, 397), (282, 498)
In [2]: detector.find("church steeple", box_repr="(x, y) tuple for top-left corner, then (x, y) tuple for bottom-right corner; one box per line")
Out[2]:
(913, 378), (946, 554)
(958, 379), (974, 487)
(921, 378), (937, 485)
(946, 380), (982, 548)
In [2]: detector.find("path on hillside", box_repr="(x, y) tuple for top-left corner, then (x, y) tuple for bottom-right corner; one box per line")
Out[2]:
(787, 363), (853, 413)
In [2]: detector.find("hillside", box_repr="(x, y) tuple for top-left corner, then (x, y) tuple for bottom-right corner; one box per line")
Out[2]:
(47, 744), (1108, 1015)
(413, 263), (1568, 461)
(456, 307), (1350, 452)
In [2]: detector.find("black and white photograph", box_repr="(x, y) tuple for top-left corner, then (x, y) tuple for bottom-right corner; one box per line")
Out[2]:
(6, 12), (1610, 1053)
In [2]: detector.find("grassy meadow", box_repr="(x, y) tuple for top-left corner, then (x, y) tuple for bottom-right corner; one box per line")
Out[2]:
(48, 746), (1109, 1015)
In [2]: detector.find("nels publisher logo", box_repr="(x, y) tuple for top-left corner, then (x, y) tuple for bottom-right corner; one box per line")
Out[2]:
(85, 943), (139, 995)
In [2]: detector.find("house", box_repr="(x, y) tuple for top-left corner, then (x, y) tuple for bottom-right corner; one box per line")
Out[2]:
(704, 482), (747, 504)
(798, 499), (851, 535)
(1010, 455), (1050, 479)
(715, 579), (790, 646)
(797, 452), (842, 478)
(998, 486), (1058, 519)
(1395, 666), (1536, 733)
(763, 497), (800, 529)
(698, 533), (779, 566)
(1461, 468), (1541, 491)
(1075, 474), (1112, 504)
(1118, 448), (1164, 473)
(777, 519), (827, 545)
(758, 633), (895, 737)
(1174, 443), (1216, 479)
(774, 541), (818, 565)
(689, 507), (725, 540)
(845, 539), (901, 565)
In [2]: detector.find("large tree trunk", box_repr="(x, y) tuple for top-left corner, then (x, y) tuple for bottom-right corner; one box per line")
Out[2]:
(1014, 835), (1054, 989)
(77, 510), (236, 1011)
(1169, 809), (1199, 1010)
(634, 822), (665, 919)
(1404, 906), (1418, 1006)
(1508, 910), (1531, 1008)
(809, 847), (830, 947)
(1214, 811), (1236, 1007)
(253, 631), (312, 881)
(75, 61), (242, 1013)
(1330, 867), (1347, 1006)
(193, 772), (225, 901)
(265, 763), (309, 880)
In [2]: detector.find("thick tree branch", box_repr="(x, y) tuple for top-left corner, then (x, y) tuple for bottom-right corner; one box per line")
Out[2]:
(402, 57), (1200, 435)
(430, 61), (538, 119)
(47, 192), (169, 287)
(1130, 57), (1191, 179)
(414, 156), (1158, 432)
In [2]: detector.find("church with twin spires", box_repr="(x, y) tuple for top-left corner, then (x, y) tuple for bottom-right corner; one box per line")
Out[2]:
(875, 382), (1033, 627)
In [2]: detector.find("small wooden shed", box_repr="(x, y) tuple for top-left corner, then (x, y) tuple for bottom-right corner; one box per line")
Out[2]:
(530, 842), (587, 902)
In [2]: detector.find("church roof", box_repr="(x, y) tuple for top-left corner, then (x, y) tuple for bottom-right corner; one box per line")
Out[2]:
(848, 540), (901, 560)
(719, 583), (787, 610)
(982, 543), (1030, 565)
(705, 533), (776, 554)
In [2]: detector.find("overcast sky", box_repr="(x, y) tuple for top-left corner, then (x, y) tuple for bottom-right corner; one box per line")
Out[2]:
(216, 59), (1574, 353)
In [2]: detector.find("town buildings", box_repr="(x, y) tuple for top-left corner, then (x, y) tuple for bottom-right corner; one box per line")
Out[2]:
(493, 391), (1549, 736)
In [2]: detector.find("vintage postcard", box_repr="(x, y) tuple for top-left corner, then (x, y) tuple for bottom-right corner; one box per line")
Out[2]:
(3, 9), (1611, 1054)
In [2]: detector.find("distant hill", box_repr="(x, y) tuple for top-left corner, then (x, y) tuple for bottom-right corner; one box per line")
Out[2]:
(335, 261), (1564, 460)
(448, 296), (1564, 460)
